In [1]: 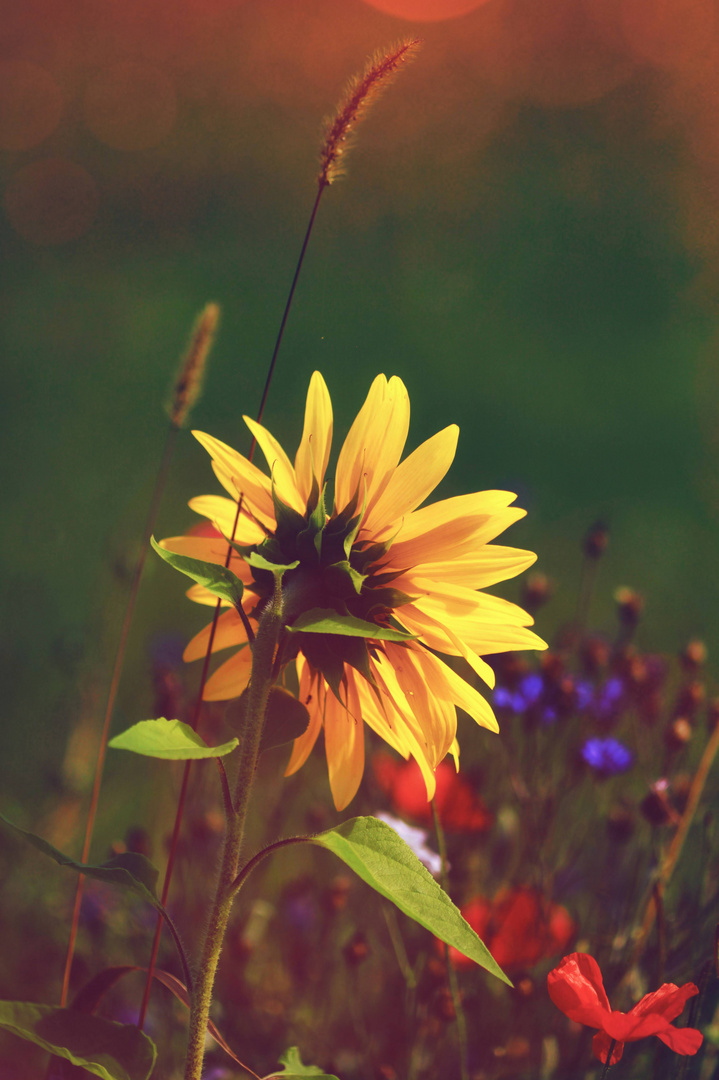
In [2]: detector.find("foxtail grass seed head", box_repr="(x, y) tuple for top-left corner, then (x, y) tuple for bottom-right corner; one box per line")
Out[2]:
(168, 302), (219, 428)
(318, 38), (421, 190)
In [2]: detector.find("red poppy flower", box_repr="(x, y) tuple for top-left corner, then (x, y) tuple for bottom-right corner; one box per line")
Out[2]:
(373, 753), (493, 832)
(446, 887), (575, 972)
(547, 953), (703, 1065)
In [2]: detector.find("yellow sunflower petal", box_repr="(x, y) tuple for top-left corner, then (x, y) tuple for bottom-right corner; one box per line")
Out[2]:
(370, 652), (438, 799)
(407, 578), (535, 627)
(413, 546), (537, 588)
(188, 495), (266, 544)
(183, 608), (250, 662)
(285, 661), (323, 775)
(193, 431), (276, 526)
(395, 604), (496, 687)
(242, 416), (304, 513)
(425, 650), (500, 733)
(393, 490), (519, 542)
(387, 507), (526, 568)
(334, 375), (410, 513)
(186, 583), (230, 607)
(350, 677), (409, 757)
(294, 371), (333, 504)
(362, 425), (459, 537)
(203, 648), (253, 701)
(324, 678), (365, 811)
(383, 643), (457, 766)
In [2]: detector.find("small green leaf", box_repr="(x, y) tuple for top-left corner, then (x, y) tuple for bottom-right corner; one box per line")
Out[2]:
(0, 1001), (156, 1080)
(312, 817), (510, 985)
(247, 551), (300, 574)
(0, 814), (161, 908)
(109, 718), (238, 760)
(265, 1046), (339, 1080)
(288, 608), (415, 642)
(151, 537), (244, 606)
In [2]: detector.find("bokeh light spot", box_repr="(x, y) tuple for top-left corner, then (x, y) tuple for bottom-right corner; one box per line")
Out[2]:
(84, 61), (176, 151)
(0, 61), (63, 152)
(360, 0), (490, 19)
(4, 158), (99, 245)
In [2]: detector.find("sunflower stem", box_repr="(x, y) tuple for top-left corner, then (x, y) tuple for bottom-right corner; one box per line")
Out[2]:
(183, 574), (283, 1080)
(431, 799), (470, 1080)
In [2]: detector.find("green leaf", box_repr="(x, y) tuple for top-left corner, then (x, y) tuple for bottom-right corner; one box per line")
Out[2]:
(0, 1001), (156, 1080)
(265, 1046), (339, 1080)
(151, 536), (244, 607)
(108, 718), (238, 760)
(312, 817), (510, 985)
(225, 687), (310, 754)
(288, 608), (415, 642)
(0, 814), (160, 910)
(247, 551), (300, 574)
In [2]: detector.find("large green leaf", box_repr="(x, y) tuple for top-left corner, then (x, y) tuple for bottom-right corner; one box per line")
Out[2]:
(312, 817), (510, 985)
(265, 1046), (339, 1080)
(0, 1001), (156, 1080)
(109, 718), (238, 760)
(0, 815), (160, 908)
(225, 687), (309, 754)
(151, 536), (244, 606)
(288, 608), (414, 642)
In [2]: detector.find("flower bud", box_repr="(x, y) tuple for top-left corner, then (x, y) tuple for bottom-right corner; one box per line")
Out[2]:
(675, 681), (705, 719)
(614, 587), (644, 627)
(607, 804), (635, 843)
(584, 521), (609, 560)
(343, 930), (370, 967)
(581, 636), (610, 675)
(522, 572), (553, 611)
(665, 717), (692, 753)
(641, 781), (679, 827)
(680, 639), (707, 673)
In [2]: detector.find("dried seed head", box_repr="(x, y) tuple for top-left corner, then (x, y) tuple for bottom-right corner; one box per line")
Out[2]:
(614, 586), (644, 627)
(318, 38), (421, 189)
(168, 302), (219, 428)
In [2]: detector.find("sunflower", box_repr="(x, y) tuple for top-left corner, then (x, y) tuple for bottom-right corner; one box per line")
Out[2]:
(161, 372), (546, 809)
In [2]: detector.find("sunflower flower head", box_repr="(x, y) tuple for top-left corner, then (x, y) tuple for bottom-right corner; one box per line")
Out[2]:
(161, 372), (547, 809)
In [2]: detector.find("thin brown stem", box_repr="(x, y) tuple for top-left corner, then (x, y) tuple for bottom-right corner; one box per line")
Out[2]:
(253, 184), (325, 436)
(138, 180), (329, 1027)
(431, 800), (469, 1080)
(626, 721), (719, 979)
(60, 423), (178, 1006)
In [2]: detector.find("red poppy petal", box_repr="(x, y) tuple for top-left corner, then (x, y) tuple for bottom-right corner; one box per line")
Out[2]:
(630, 983), (699, 1024)
(656, 1026), (703, 1056)
(592, 1032), (624, 1065)
(547, 953), (612, 1025)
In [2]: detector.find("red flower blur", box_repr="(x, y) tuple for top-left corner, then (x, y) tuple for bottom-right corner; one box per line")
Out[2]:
(373, 753), (493, 833)
(446, 887), (575, 972)
(547, 953), (703, 1065)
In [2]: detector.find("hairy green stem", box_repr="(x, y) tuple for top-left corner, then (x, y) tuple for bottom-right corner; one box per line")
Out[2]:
(183, 575), (283, 1080)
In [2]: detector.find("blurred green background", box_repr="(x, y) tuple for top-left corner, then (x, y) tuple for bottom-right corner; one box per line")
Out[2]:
(2, 0), (719, 802)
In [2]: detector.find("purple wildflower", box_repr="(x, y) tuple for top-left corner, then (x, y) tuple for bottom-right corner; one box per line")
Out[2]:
(581, 737), (633, 777)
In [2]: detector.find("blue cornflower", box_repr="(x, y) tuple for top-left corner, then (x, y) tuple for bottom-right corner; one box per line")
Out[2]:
(581, 737), (633, 777)
(518, 672), (543, 706)
(575, 680), (594, 712)
(494, 687), (526, 713)
(595, 677), (624, 720)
